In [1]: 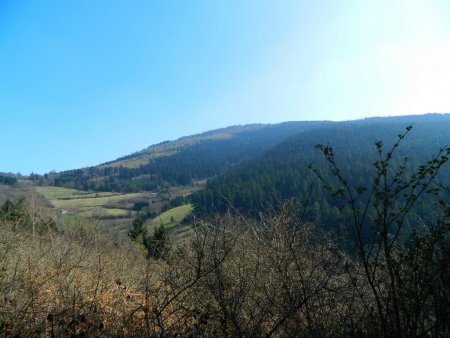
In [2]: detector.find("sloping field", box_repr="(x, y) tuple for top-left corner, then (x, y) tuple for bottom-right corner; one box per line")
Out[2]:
(35, 186), (146, 218)
(35, 187), (194, 241)
(148, 204), (193, 229)
(36, 186), (116, 200)
(147, 204), (194, 242)
(78, 207), (130, 217)
(49, 193), (144, 209)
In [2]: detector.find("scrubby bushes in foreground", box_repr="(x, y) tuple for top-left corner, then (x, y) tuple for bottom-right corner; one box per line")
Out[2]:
(2, 197), (447, 337)
(1, 204), (357, 336)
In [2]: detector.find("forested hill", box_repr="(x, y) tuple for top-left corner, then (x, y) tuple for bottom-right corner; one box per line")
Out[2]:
(191, 113), (450, 229)
(36, 121), (331, 192)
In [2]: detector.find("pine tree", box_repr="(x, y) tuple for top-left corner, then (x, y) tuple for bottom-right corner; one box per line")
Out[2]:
(128, 217), (145, 242)
(144, 225), (171, 259)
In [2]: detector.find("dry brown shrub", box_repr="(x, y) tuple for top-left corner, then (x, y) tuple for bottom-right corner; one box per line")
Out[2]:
(1, 201), (368, 337)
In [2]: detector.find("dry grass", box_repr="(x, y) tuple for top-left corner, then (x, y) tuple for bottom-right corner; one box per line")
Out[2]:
(0, 225), (148, 336)
(4, 198), (441, 337)
(1, 182), (48, 207)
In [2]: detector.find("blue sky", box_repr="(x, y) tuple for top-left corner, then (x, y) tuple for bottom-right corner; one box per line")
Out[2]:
(1, 0), (450, 174)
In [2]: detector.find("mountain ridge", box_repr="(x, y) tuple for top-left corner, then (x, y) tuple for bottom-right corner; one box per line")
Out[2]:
(191, 113), (450, 229)
(33, 120), (332, 192)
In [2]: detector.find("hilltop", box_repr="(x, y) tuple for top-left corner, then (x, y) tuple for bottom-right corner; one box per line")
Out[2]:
(33, 121), (331, 192)
(192, 113), (450, 227)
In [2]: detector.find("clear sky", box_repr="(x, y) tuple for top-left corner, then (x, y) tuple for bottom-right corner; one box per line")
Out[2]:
(1, 0), (450, 174)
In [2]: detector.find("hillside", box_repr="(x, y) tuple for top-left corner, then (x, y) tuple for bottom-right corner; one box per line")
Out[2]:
(8, 113), (449, 234)
(191, 114), (450, 230)
(34, 121), (331, 192)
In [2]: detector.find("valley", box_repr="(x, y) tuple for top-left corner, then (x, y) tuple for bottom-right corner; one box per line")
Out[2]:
(29, 184), (196, 239)
(3, 113), (450, 241)
(1, 114), (449, 336)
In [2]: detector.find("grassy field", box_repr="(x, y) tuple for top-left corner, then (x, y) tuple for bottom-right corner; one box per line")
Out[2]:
(35, 186), (117, 200)
(35, 186), (146, 221)
(148, 204), (193, 229)
(36, 186), (144, 207)
(78, 207), (131, 217)
(49, 193), (144, 209)
(147, 204), (194, 243)
(34, 186), (195, 242)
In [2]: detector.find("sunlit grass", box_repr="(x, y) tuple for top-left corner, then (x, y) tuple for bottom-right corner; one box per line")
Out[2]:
(36, 186), (89, 200)
(145, 204), (194, 244)
(147, 204), (193, 231)
(36, 186), (142, 219)
(79, 207), (130, 217)
(50, 193), (144, 209)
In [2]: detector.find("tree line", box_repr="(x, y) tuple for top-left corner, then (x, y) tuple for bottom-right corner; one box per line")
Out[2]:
(0, 174), (17, 186)
(191, 118), (450, 235)
(32, 121), (330, 192)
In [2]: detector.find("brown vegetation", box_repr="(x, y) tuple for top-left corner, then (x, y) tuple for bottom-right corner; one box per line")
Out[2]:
(0, 202), (355, 336)
(0, 194), (449, 337)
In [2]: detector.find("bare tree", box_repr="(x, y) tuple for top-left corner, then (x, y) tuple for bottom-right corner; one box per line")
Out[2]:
(312, 126), (450, 337)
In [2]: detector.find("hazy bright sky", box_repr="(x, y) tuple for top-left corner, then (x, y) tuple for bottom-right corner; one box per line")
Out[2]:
(1, 0), (450, 174)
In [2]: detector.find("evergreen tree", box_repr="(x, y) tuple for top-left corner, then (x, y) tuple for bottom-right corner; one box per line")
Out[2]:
(128, 217), (145, 242)
(144, 225), (171, 259)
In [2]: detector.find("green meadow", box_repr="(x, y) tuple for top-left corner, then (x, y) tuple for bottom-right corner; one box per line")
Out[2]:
(35, 186), (145, 218)
(147, 204), (193, 242)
